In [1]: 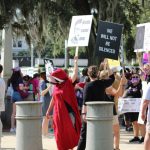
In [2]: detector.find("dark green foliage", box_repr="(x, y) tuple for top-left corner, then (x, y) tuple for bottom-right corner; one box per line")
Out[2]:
(0, 0), (150, 65)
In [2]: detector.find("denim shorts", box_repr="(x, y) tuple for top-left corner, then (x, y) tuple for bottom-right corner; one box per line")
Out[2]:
(12, 91), (22, 103)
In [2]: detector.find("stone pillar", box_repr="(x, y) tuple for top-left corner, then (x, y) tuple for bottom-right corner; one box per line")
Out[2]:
(1, 26), (13, 82)
(86, 101), (114, 150)
(16, 101), (42, 150)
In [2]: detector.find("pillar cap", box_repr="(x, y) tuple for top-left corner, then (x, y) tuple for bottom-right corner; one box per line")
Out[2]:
(86, 101), (114, 105)
(15, 101), (42, 105)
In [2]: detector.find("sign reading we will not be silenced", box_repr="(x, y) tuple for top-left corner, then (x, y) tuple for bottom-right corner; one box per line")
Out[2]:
(95, 21), (123, 60)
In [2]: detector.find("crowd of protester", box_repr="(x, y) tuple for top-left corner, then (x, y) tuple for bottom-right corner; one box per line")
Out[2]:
(1, 56), (150, 150)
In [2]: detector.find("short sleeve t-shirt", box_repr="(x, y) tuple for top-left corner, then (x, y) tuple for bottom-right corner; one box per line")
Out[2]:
(143, 82), (150, 122)
(83, 74), (115, 105)
(124, 82), (142, 98)
(39, 80), (51, 102)
(30, 78), (39, 94)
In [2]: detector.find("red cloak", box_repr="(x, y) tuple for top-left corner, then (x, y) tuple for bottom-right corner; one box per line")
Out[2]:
(51, 69), (81, 150)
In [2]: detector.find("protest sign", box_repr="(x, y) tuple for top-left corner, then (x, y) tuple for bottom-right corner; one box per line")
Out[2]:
(142, 52), (150, 64)
(95, 21), (123, 60)
(44, 59), (54, 78)
(134, 23), (150, 52)
(108, 59), (120, 68)
(68, 15), (93, 47)
(118, 98), (141, 114)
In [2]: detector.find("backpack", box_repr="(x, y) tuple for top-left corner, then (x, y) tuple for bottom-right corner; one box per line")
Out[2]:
(76, 89), (83, 108)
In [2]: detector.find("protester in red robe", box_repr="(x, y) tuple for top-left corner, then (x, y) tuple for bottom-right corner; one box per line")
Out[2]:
(46, 68), (81, 150)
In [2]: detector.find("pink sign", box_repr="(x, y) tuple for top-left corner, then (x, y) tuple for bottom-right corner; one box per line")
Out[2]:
(143, 52), (150, 64)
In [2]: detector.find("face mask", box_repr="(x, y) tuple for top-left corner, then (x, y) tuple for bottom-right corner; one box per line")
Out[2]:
(131, 78), (139, 84)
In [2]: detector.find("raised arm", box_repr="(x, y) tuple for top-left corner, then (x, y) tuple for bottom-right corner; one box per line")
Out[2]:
(101, 59), (115, 87)
(106, 73), (127, 98)
(71, 56), (78, 83)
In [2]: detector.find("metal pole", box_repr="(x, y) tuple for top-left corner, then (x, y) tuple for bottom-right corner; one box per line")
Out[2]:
(120, 34), (124, 66)
(65, 40), (69, 68)
(31, 43), (34, 67)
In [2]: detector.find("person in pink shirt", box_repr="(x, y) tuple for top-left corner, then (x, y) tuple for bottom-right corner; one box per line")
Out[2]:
(30, 73), (40, 101)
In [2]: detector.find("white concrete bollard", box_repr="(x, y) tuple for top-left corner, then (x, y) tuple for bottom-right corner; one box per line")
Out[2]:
(86, 101), (114, 150)
(16, 101), (42, 150)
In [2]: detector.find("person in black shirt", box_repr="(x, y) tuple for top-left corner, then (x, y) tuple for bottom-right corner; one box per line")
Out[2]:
(123, 73), (143, 143)
(77, 61), (115, 150)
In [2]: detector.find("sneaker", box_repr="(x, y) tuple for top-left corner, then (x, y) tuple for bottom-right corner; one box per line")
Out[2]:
(129, 137), (140, 143)
(49, 129), (54, 135)
(125, 127), (133, 132)
(10, 128), (16, 133)
(139, 137), (144, 143)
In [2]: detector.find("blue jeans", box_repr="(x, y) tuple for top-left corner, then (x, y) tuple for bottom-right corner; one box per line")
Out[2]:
(12, 91), (22, 103)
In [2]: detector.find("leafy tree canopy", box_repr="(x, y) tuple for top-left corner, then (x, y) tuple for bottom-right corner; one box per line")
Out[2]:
(0, 0), (150, 65)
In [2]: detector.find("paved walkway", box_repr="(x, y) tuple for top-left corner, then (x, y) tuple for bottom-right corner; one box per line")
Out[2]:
(1, 129), (144, 150)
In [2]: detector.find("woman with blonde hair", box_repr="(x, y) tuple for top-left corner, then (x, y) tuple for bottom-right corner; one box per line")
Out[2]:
(100, 65), (127, 150)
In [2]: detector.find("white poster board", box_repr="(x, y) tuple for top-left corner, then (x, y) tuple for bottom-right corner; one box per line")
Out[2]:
(144, 24), (150, 51)
(118, 98), (141, 114)
(134, 22), (150, 52)
(44, 59), (54, 79)
(68, 15), (93, 47)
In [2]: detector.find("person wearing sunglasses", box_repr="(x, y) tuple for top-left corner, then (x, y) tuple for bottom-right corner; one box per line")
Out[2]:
(123, 73), (144, 143)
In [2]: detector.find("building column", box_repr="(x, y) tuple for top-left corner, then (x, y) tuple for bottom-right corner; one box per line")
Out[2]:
(1, 25), (13, 82)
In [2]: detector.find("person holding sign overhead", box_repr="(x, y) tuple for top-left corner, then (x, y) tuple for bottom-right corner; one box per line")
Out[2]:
(46, 56), (81, 150)
(100, 65), (127, 150)
(77, 60), (115, 150)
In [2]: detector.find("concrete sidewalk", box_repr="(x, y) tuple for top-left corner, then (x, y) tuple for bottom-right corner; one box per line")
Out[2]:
(1, 129), (144, 150)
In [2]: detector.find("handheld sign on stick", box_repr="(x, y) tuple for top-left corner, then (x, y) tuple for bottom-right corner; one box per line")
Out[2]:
(95, 21), (123, 60)
(68, 15), (93, 56)
(75, 46), (79, 57)
(44, 59), (54, 81)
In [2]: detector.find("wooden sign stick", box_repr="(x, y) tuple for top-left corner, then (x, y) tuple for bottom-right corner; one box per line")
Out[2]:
(75, 46), (79, 57)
